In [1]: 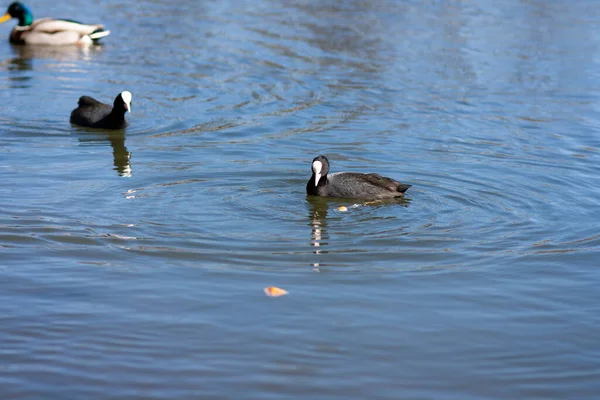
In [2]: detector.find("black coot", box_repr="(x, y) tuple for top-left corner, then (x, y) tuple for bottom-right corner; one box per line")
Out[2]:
(306, 155), (411, 199)
(70, 91), (131, 129)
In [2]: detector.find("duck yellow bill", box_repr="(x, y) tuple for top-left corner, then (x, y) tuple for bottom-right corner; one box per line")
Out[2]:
(0, 13), (11, 24)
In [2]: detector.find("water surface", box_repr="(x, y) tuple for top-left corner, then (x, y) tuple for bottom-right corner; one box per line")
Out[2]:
(1, 0), (600, 398)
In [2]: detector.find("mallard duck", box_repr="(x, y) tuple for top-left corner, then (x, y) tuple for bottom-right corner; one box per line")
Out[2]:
(307, 155), (411, 199)
(70, 91), (132, 129)
(0, 2), (110, 45)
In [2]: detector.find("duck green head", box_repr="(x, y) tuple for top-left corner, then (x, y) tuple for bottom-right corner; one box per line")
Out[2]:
(0, 2), (33, 26)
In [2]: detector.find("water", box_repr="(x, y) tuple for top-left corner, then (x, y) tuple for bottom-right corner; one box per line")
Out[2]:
(1, 0), (600, 398)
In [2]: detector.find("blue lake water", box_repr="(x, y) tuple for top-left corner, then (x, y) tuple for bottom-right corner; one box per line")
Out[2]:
(1, 0), (600, 398)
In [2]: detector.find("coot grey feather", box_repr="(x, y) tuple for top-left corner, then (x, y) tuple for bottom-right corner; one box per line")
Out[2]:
(306, 155), (411, 199)
(70, 91), (131, 129)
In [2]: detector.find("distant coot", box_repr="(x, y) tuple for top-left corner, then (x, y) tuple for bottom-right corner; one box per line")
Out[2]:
(306, 155), (411, 199)
(70, 91), (131, 129)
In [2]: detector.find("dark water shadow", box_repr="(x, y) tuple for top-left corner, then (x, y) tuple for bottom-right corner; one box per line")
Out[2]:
(75, 128), (132, 177)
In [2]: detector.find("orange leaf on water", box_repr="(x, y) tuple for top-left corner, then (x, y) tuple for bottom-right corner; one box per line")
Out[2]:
(264, 286), (289, 297)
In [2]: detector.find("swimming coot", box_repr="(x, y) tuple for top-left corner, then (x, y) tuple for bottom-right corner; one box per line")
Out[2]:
(70, 91), (131, 129)
(306, 155), (411, 199)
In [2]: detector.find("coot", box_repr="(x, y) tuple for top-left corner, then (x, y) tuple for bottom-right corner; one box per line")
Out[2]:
(306, 155), (411, 199)
(70, 91), (131, 129)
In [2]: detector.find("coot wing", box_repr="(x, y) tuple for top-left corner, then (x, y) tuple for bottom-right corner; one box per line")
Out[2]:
(327, 172), (410, 199)
(77, 96), (103, 107)
(71, 96), (112, 126)
(363, 173), (411, 193)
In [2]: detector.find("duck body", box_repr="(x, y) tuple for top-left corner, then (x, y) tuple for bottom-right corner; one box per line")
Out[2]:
(0, 2), (109, 45)
(307, 155), (411, 200)
(70, 91), (132, 129)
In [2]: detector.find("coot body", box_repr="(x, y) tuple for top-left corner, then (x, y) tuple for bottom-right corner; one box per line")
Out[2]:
(306, 155), (411, 199)
(70, 91), (131, 129)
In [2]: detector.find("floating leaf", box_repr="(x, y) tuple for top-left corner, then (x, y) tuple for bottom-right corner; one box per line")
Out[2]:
(264, 286), (288, 297)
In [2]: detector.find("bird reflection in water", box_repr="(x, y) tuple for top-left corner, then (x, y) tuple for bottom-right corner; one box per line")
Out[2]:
(107, 132), (132, 177)
(11, 43), (100, 61)
(5, 56), (31, 87)
(307, 196), (330, 271)
(77, 131), (132, 177)
(307, 196), (412, 271)
(4, 44), (103, 88)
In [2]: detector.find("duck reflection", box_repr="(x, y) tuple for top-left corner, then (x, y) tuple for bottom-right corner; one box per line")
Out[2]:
(10, 44), (104, 64)
(78, 130), (132, 177)
(11, 43), (102, 61)
(5, 49), (32, 88)
(4, 44), (103, 88)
